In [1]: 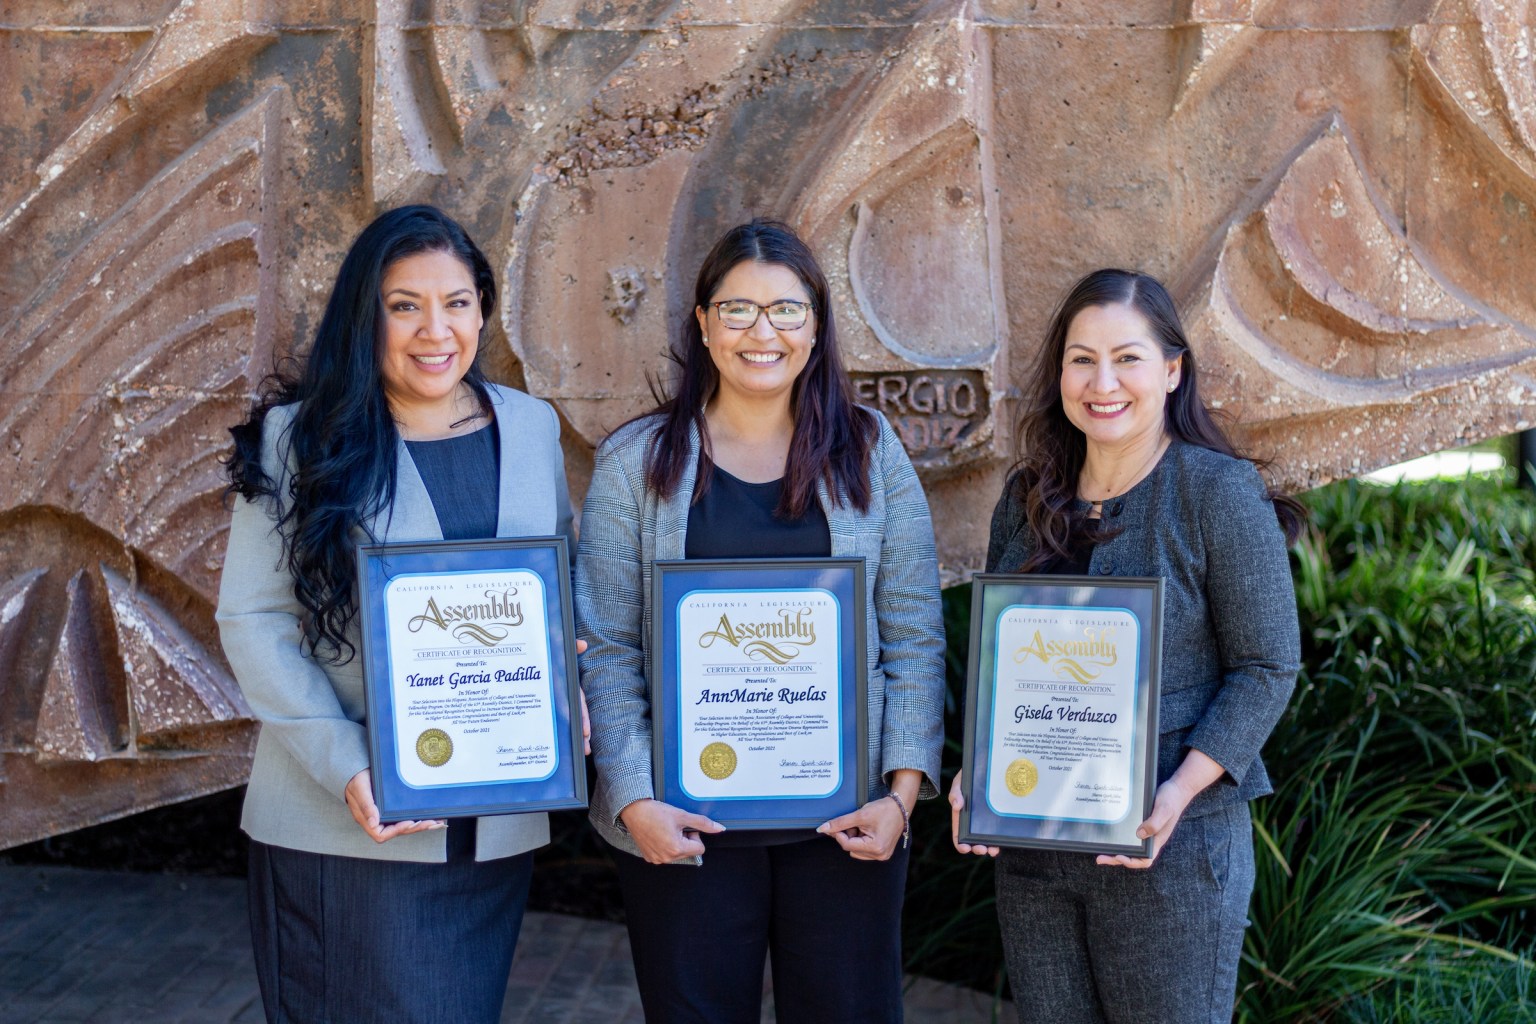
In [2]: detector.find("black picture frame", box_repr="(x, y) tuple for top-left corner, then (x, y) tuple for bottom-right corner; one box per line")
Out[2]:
(356, 536), (587, 820)
(650, 558), (869, 829)
(959, 574), (1163, 856)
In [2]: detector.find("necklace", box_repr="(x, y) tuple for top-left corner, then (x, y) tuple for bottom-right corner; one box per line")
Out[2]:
(1079, 436), (1170, 513)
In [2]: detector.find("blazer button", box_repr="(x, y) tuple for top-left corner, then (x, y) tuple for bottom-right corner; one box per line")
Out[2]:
(1099, 563), (1114, 575)
(1111, 500), (1125, 516)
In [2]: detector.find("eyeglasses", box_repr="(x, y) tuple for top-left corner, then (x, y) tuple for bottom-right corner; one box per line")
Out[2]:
(708, 299), (813, 331)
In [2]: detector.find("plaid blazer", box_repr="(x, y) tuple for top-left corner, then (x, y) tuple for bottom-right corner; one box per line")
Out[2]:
(574, 411), (946, 859)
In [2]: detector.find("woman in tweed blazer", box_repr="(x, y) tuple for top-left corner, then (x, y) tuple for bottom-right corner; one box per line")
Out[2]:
(950, 269), (1304, 1024)
(219, 207), (575, 1024)
(575, 220), (945, 1023)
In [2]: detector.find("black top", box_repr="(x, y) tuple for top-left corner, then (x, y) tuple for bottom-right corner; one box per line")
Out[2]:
(685, 463), (831, 847)
(685, 464), (832, 559)
(404, 420), (500, 854)
(405, 422), (500, 541)
(1043, 536), (1095, 576)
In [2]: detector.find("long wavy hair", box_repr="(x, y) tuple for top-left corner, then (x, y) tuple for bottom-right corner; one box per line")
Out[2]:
(1008, 268), (1306, 571)
(641, 219), (876, 517)
(224, 205), (497, 662)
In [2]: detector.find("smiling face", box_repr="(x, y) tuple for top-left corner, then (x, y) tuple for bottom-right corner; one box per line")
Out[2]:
(378, 249), (483, 420)
(695, 260), (816, 407)
(1059, 302), (1182, 453)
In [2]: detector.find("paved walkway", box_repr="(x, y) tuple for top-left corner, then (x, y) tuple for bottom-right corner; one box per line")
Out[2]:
(0, 865), (1009, 1024)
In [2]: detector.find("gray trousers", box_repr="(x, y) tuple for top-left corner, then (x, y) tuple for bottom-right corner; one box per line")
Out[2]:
(996, 800), (1255, 1024)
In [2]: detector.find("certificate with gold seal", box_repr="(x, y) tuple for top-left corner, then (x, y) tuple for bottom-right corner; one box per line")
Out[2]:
(651, 559), (869, 829)
(958, 575), (1163, 856)
(356, 537), (588, 820)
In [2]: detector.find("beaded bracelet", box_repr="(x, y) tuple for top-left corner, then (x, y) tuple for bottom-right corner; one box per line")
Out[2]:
(887, 791), (911, 849)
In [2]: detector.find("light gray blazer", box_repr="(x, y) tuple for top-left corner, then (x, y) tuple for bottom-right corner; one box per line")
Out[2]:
(986, 440), (1301, 820)
(216, 384), (574, 862)
(574, 411), (947, 859)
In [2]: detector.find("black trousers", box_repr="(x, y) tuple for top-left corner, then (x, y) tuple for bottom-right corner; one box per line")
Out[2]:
(613, 835), (910, 1024)
(247, 830), (533, 1024)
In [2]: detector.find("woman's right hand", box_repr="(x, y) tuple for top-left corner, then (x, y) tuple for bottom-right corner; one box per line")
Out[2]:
(345, 769), (446, 843)
(948, 771), (1000, 857)
(619, 798), (725, 863)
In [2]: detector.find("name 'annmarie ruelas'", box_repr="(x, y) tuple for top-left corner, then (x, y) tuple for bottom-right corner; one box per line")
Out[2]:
(694, 686), (830, 705)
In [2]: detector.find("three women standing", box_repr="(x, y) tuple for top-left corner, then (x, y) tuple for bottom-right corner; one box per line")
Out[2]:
(219, 205), (574, 1024)
(575, 220), (947, 1023)
(952, 269), (1304, 1024)
(219, 199), (1296, 1024)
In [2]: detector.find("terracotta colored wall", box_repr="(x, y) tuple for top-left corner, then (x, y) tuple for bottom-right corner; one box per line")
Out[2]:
(3, 0), (1533, 844)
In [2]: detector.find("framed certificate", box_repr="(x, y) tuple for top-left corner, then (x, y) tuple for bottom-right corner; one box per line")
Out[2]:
(356, 537), (588, 820)
(650, 558), (868, 829)
(958, 575), (1163, 856)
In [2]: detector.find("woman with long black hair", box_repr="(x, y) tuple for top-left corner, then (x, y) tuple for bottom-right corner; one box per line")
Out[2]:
(575, 219), (946, 1023)
(219, 205), (575, 1024)
(950, 268), (1305, 1024)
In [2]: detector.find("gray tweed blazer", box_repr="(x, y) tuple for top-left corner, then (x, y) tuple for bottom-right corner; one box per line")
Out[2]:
(986, 440), (1301, 818)
(574, 412), (947, 859)
(216, 384), (573, 862)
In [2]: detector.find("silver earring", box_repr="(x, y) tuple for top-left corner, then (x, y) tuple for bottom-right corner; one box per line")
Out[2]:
(702, 335), (709, 346)
(1167, 382), (1176, 392)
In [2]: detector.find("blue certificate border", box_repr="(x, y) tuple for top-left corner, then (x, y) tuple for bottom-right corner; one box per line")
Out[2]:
(356, 537), (588, 820)
(385, 569), (558, 789)
(651, 559), (868, 829)
(674, 587), (844, 803)
(959, 575), (1162, 856)
(982, 603), (1141, 826)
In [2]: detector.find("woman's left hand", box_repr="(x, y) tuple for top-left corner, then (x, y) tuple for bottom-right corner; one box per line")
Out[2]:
(575, 639), (590, 755)
(1095, 748), (1224, 869)
(1094, 776), (1195, 869)
(818, 796), (908, 861)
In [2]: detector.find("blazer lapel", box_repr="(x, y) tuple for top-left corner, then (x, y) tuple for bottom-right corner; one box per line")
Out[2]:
(818, 478), (858, 558)
(365, 440), (444, 543)
(492, 392), (518, 538)
(653, 422), (701, 560)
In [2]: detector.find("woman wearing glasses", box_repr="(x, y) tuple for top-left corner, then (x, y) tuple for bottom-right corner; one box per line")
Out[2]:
(575, 220), (945, 1023)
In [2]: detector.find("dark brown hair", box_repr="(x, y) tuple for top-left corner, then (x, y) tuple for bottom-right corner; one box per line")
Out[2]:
(1009, 268), (1306, 570)
(639, 219), (875, 517)
(224, 205), (496, 662)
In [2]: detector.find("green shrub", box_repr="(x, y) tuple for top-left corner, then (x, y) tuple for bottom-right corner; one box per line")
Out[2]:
(1245, 474), (1535, 1021)
(1340, 948), (1535, 1024)
(904, 472), (1536, 1024)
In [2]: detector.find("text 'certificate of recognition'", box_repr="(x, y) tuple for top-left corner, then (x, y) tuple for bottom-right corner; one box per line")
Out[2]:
(386, 569), (556, 788)
(652, 559), (869, 829)
(987, 607), (1139, 822)
(677, 590), (841, 801)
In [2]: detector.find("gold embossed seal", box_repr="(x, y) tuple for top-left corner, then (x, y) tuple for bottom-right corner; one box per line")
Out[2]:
(699, 741), (738, 780)
(1004, 758), (1038, 797)
(416, 728), (453, 767)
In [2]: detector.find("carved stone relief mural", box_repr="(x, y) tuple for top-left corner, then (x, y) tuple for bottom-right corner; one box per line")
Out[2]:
(3, 0), (1534, 843)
